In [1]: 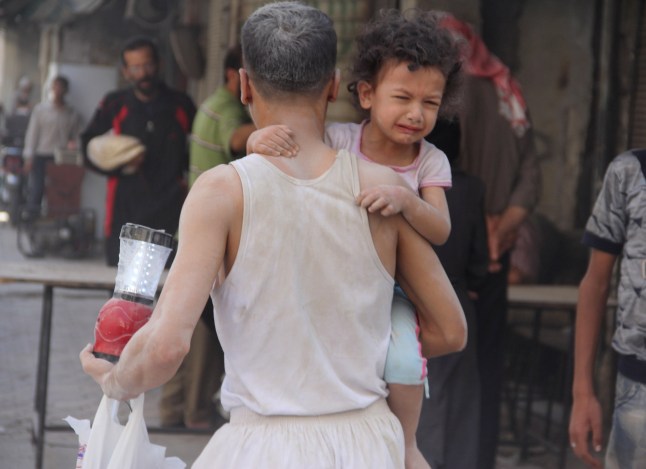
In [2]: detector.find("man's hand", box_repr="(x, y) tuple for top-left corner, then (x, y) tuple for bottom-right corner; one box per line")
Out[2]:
(568, 393), (604, 468)
(486, 206), (526, 272)
(247, 125), (299, 157)
(79, 343), (135, 401)
(356, 184), (410, 216)
(122, 150), (145, 175)
(486, 215), (502, 272)
(22, 159), (33, 175)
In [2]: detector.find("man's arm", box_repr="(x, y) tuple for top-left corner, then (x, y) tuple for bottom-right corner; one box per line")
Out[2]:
(68, 109), (84, 144)
(395, 219), (466, 357)
(357, 158), (465, 356)
(568, 248), (616, 468)
(491, 122), (541, 259)
(487, 205), (528, 267)
(80, 95), (124, 176)
(80, 164), (242, 399)
(507, 121), (541, 215)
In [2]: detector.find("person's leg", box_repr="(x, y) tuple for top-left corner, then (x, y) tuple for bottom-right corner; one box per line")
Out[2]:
(25, 155), (53, 216)
(416, 355), (451, 469)
(442, 297), (480, 469)
(105, 234), (119, 266)
(385, 292), (430, 469)
(417, 289), (480, 469)
(158, 361), (186, 427)
(605, 373), (646, 469)
(476, 254), (509, 469)
(159, 298), (223, 428)
(184, 299), (225, 428)
(388, 383), (427, 469)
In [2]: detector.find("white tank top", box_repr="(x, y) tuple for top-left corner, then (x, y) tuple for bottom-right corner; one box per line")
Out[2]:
(213, 149), (394, 416)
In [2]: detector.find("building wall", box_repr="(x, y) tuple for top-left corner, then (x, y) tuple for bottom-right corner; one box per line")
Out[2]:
(0, 22), (41, 110)
(410, 0), (604, 231)
(196, 0), (378, 123)
(57, 2), (181, 87)
(3, 0), (640, 235)
(516, 0), (595, 231)
(198, 0), (629, 232)
(411, 0), (480, 25)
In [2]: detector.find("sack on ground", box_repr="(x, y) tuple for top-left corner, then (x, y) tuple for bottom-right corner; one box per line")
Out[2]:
(65, 393), (186, 469)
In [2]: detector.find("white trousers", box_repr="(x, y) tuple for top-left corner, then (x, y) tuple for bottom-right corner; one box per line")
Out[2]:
(192, 399), (404, 469)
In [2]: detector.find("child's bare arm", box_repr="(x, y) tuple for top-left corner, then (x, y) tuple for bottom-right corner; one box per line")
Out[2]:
(416, 186), (451, 244)
(246, 124), (299, 157)
(356, 184), (451, 245)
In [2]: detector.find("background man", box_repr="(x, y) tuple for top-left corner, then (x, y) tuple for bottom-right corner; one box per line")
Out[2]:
(81, 36), (196, 266)
(81, 3), (466, 467)
(569, 149), (646, 469)
(23, 75), (82, 219)
(12, 75), (34, 116)
(189, 44), (255, 184)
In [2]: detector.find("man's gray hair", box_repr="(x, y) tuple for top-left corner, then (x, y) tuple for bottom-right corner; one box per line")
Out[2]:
(241, 1), (337, 97)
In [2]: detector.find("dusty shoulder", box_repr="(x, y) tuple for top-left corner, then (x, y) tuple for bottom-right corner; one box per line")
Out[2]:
(192, 164), (240, 191)
(185, 164), (242, 211)
(355, 154), (407, 189)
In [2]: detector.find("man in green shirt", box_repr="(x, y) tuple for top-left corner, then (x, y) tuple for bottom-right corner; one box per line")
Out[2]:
(159, 46), (255, 429)
(189, 46), (255, 186)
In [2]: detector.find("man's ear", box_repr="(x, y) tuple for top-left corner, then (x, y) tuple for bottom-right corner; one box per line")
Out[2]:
(239, 68), (252, 105)
(356, 80), (373, 110)
(327, 69), (341, 103)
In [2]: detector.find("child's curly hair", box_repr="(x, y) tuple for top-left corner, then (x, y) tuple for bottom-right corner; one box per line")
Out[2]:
(347, 9), (463, 118)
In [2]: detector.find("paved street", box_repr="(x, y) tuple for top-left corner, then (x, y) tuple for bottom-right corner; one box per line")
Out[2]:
(0, 221), (211, 468)
(0, 219), (591, 469)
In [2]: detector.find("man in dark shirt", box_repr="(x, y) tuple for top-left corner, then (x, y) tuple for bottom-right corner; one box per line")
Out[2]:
(81, 36), (196, 266)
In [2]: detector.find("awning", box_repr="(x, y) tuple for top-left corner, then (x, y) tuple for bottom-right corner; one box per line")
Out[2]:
(0, 0), (106, 24)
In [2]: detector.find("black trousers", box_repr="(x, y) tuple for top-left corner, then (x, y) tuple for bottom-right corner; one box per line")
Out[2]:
(417, 285), (481, 469)
(476, 254), (510, 469)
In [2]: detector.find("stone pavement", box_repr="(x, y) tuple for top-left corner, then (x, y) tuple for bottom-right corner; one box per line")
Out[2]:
(0, 220), (592, 469)
(0, 221), (212, 468)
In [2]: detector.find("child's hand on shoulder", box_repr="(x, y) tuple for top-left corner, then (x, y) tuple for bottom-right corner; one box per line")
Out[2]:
(246, 125), (299, 157)
(356, 184), (411, 216)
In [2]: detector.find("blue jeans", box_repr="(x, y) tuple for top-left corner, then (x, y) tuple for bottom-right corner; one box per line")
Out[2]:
(605, 373), (646, 469)
(26, 154), (54, 215)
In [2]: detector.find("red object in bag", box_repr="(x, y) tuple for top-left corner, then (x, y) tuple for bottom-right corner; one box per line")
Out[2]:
(93, 298), (153, 362)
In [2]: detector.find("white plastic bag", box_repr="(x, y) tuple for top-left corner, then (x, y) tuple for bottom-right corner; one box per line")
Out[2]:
(65, 393), (185, 469)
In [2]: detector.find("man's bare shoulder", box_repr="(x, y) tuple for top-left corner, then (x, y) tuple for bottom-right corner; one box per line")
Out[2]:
(192, 164), (240, 192)
(355, 154), (406, 189)
(185, 164), (242, 216)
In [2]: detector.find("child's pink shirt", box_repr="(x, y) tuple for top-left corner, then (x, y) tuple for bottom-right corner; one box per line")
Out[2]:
(325, 121), (452, 192)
